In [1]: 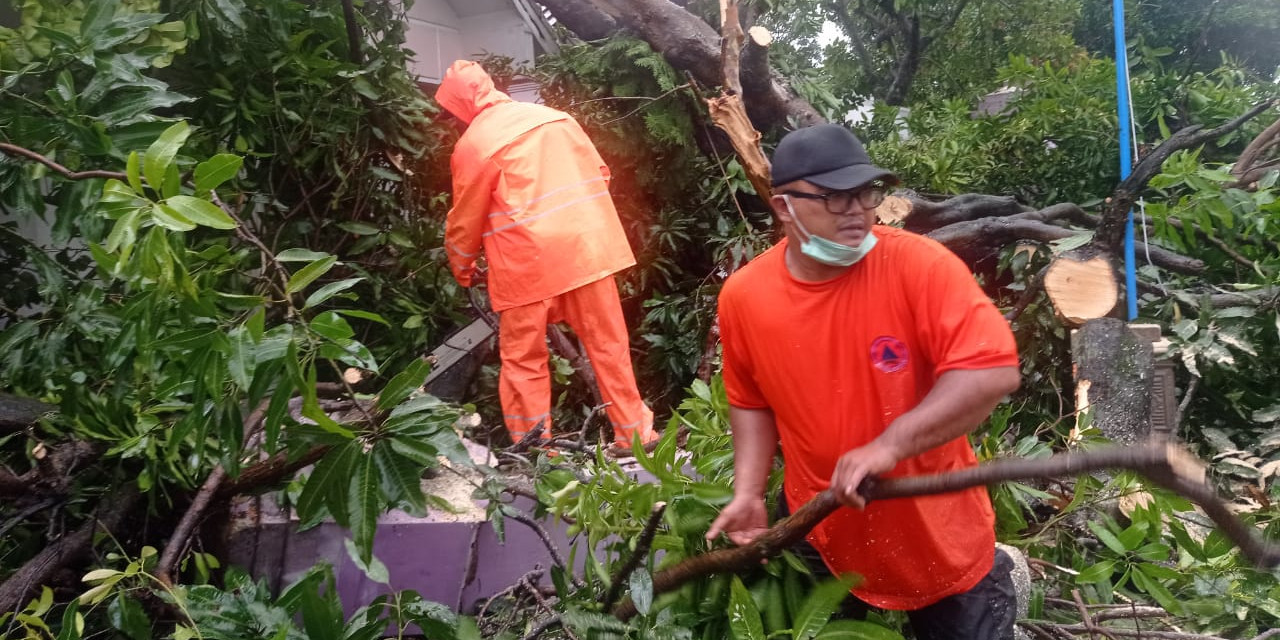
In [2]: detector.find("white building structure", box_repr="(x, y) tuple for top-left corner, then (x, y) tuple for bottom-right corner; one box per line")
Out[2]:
(403, 0), (555, 100)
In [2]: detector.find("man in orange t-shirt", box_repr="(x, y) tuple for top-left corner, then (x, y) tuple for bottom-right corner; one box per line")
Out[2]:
(706, 123), (1021, 639)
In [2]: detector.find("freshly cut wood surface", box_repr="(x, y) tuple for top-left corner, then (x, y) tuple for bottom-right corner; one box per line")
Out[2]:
(1044, 255), (1117, 326)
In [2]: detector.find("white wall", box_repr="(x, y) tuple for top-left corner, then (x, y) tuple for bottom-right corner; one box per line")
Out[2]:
(403, 0), (536, 84)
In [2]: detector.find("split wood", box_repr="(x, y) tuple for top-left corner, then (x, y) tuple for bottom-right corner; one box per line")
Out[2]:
(611, 442), (1280, 620)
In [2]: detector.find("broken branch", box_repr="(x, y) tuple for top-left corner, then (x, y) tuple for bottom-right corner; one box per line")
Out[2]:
(611, 442), (1280, 620)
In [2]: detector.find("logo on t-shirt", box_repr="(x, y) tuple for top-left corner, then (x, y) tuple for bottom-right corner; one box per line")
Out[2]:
(870, 336), (909, 373)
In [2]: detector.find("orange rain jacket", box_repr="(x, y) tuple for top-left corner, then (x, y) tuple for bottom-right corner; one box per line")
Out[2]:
(434, 60), (636, 311)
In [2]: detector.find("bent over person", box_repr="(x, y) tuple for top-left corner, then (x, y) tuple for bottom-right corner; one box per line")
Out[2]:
(433, 60), (656, 450)
(706, 123), (1022, 639)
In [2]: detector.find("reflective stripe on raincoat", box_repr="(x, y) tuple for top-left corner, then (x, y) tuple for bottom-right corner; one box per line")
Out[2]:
(434, 60), (636, 311)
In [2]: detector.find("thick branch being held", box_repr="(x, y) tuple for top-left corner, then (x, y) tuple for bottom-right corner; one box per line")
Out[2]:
(611, 442), (1280, 620)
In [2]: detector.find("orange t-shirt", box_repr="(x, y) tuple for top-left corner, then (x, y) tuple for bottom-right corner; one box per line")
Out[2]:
(718, 227), (1019, 610)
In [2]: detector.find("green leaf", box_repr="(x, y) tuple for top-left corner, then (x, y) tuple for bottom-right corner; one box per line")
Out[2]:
(629, 567), (654, 616)
(349, 452), (381, 564)
(373, 444), (427, 515)
(337, 221), (380, 235)
(107, 596), (151, 640)
(287, 256), (339, 294)
(813, 620), (905, 639)
(335, 309), (390, 326)
(143, 121), (190, 193)
(1131, 565), (1183, 615)
(304, 278), (362, 309)
(194, 154), (244, 191)
(149, 202), (195, 232)
(377, 358), (432, 410)
(343, 539), (390, 586)
(793, 575), (858, 640)
(165, 196), (237, 229)
(105, 209), (141, 254)
(309, 311), (355, 341)
(297, 442), (359, 527)
(126, 151), (144, 194)
(728, 576), (765, 640)
(276, 248), (333, 262)
(1075, 559), (1116, 584)
(226, 325), (254, 389)
(1087, 520), (1127, 555)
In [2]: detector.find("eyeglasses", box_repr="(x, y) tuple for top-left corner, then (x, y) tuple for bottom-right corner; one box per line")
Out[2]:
(783, 186), (886, 214)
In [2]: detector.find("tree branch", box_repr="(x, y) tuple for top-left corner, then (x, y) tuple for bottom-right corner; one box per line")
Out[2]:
(0, 486), (142, 615)
(602, 501), (667, 610)
(1096, 99), (1279, 253)
(611, 442), (1280, 620)
(0, 142), (127, 182)
(340, 0), (364, 65)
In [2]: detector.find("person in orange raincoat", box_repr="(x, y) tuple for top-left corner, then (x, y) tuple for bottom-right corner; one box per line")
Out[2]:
(434, 59), (657, 450)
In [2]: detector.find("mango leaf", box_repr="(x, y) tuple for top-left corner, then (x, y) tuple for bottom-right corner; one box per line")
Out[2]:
(376, 358), (432, 410)
(1087, 520), (1127, 555)
(105, 209), (141, 254)
(335, 309), (390, 326)
(348, 452), (381, 563)
(1131, 564), (1183, 615)
(337, 221), (380, 235)
(1075, 559), (1116, 584)
(165, 196), (236, 229)
(149, 202), (195, 231)
(226, 325), (254, 389)
(342, 539), (390, 587)
(296, 442), (359, 528)
(78, 0), (115, 40)
(793, 574), (858, 640)
(373, 444), (427, 515)
(106, 596), (150, 640)
(310, 311), (355, 342)
(728, 576), (765, 640)
(304, 277), (362, 309)
(125, 151), (144, 194)
(143, 121), (190, 193)
(629, 567), (654, 616)
(276, 248), (332, 262)
(813, 620), (905, 639)
(287, 256), (339, 294)
(194, 154), (244, 191)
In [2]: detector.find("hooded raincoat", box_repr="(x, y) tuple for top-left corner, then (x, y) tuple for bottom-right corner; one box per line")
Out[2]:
(435, 60), (654, 446)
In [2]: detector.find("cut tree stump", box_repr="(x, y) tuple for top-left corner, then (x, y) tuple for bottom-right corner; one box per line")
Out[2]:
(1073, 318), (1153, 445)
(1044, 254), (1118, 326)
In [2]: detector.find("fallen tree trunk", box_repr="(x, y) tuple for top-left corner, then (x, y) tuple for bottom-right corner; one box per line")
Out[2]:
(0, 486), (143, 614)
(611, 442), (1280, 620)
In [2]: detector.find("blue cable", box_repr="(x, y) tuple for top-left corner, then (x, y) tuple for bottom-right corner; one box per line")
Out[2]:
(1113, 0), (1138, 320)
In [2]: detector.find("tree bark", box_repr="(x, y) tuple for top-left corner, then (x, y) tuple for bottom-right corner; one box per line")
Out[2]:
(536, 0), (823, 130)
(0, 486), (142, 614)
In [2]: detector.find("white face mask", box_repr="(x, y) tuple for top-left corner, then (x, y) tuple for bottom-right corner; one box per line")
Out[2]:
(784, 195), (878, 267)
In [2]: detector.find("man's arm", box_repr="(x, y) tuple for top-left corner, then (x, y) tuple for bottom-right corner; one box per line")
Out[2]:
(706, 405), (779, 546)
(443, 158), (499, 286)
(830, 365), (1020, 509)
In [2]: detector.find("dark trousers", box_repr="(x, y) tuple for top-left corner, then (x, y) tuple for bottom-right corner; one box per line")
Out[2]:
(780, 498), (1017, 640)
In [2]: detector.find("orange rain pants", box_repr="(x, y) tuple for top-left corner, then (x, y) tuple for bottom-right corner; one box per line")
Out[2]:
(498, 276), (655, 446)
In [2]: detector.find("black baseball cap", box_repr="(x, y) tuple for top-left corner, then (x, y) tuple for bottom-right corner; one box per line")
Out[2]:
(770, 123), (899, 189)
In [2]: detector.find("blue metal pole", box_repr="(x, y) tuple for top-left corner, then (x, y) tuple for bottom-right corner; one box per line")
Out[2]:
(1113, 0), (1138, 320)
